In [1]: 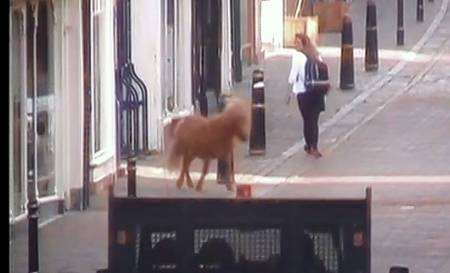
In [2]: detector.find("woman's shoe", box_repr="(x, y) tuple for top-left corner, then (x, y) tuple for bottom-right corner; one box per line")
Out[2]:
(304, 144), (311, 154)
(310, 148), (322, 158)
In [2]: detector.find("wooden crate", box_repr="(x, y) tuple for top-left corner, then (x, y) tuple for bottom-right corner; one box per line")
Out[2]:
(313, 1), (349, 33)
(284, 16), (319, 48)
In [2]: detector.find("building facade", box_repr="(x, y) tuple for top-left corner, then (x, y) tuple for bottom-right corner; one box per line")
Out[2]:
(9, 0), (262, 230)
(128, 0), (262, 150)
(9, 1), (264, 269)
(9, 0), (117, 221)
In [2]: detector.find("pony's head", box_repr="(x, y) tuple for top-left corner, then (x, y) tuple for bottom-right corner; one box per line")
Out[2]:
(222, 96), (251, 142)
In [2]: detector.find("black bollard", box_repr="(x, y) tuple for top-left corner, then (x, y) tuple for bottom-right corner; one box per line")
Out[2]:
(417, 0), (424, 22)
(249, 69), (266, 155)
(365, 0), (379, 72)
(27, 110), (39, 273)
(27, 118), (39, 273)
(28, 199), (39, 273)
(127, 157), (136, 197)
(389, 266), (409, 273)
(340, 15), (355, 90)
(217, 95), (235, 187)
(252, 69), (264, 85)
(397, 0), (405, 46)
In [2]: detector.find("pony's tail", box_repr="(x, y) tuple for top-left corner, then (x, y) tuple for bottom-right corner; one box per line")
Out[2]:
(166, 139), (182, 171)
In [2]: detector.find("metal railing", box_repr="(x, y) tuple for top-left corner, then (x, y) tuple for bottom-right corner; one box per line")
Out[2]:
(116, 0), (149, 158)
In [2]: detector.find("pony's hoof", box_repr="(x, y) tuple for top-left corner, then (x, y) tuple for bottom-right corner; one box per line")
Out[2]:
(195, 186), (203, 192)
(187, 181), (194, 189)
(226, 184), (235, 192)
(176, 180), (183, 189)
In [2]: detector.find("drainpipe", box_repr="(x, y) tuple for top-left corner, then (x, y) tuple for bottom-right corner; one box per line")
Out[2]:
(81, 0), (91, 210)
(231, 0), (242, 83)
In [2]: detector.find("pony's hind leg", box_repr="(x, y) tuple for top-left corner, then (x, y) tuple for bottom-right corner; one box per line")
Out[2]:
(176, 164), (185, 190)
(176, 156), (188, 189)
(185, 157), (195, 189)
(177, 155), (194, 189)
(196, 159), (210, 192)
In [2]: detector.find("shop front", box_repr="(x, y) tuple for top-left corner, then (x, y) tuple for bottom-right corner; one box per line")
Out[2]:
(9, 0), (64, 223)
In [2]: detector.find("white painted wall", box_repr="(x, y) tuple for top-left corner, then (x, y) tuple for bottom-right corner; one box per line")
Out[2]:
(133, 0), (195, 152)
(56, 0), (84, 205)
(255, 0), (263, 62)
(91, 0), (117, 183)
(132, 0), (163, 151)
(9, 9), (14, 214)
(128, 0), (234, 151)
(176, 0), (193, 111)
(221, 0), (233, 93)
(53, 0), (65, 200)
(261, 0), (283, 48)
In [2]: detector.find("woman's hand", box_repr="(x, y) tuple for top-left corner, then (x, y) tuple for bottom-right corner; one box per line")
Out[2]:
(285, 92), (292, 105)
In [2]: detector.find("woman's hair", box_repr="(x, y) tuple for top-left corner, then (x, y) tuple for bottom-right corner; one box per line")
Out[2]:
(295, 33), (320, 61)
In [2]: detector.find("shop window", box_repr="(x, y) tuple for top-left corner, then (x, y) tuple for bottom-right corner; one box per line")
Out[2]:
(35, 0), (56, 198)
(164, 0), (177, 112)
(10, 9), (26, 216)
(92, 0), (105, 154)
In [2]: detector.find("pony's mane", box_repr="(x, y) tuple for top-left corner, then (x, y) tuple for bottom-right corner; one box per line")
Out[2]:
(215, 97), (251, 132)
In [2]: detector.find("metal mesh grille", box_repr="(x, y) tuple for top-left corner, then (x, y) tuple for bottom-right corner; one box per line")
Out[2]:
(138, 231), (178, 272)
(151, 231), (177, 249)
(194, 228), (281, 262)
(305, 230), (339, 273)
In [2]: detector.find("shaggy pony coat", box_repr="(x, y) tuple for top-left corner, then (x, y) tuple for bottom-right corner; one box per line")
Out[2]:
(167, 97), (251, 191)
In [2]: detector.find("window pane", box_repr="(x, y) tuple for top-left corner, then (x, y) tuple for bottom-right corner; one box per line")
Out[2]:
(165, 0), (175, 111)
(93, 15), (102, 152)
(10, 10), (26, 216)
(36, 1), (56, 198)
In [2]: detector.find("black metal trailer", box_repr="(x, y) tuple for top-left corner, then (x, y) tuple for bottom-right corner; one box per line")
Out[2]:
(100, 186), (371, 273)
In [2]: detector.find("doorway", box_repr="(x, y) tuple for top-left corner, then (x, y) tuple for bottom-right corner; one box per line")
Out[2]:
(192, 0), (222, 116)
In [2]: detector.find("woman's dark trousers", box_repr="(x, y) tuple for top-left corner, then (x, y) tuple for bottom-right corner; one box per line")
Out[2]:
(297, 92), (323, 150)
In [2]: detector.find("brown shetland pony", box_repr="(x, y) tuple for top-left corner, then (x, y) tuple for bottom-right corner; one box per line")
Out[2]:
(167, 97), (251, 192)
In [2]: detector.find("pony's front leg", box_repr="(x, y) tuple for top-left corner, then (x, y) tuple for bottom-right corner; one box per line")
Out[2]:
(196, 159), (210, 192)
(225, 152), (236, 192)
(178, 156), (194, 189)
(185, 159), (195, 189)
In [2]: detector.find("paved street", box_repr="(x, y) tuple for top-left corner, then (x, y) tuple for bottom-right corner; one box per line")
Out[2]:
(268, 10), (450, 179)
(10, 1), (450, 273)
(159, 0), (448, 177)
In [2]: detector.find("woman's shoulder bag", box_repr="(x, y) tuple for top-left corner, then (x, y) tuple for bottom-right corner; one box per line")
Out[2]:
(304, 57), (331, 95)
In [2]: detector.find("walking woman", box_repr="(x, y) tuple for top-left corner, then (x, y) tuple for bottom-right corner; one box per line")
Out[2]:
(288, 33), (326, 158)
